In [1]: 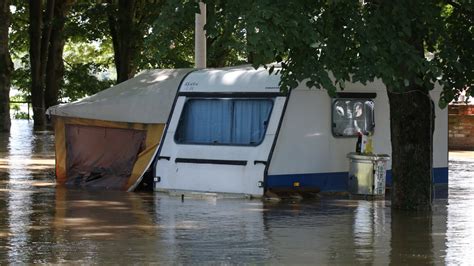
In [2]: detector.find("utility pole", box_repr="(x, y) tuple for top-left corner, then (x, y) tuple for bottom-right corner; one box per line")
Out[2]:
(194, 1), (206, 68)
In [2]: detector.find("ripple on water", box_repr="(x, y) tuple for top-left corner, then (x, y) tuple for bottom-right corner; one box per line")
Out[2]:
(446, 159), (474, 265)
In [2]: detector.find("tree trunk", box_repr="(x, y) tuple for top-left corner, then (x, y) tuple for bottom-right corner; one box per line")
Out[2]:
(29, 0), (44, 129)
(108, 0), (139, 84)
(0, 0), (12, 132)
(388, 88), (434, 210)
(29, 0), (55, 130)
(45, 0), (69, 110)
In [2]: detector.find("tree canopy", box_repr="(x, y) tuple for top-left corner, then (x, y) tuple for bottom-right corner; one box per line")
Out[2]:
(201, 0), (472, 101)
(7, 0), (250, 105)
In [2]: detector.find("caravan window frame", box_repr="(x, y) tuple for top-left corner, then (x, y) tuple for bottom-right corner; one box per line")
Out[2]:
(331, 97), (375, 138)
(174, 97), (275, 147)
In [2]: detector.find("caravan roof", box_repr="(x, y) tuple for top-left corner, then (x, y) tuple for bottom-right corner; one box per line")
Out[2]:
(46, 69), (192, 124)
(179, 66), (281, 93)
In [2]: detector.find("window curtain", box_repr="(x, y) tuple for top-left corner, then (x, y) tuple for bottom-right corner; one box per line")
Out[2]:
(177, 99), (273, 145)
(180, 99), (232, 144)
(232, 100), (273, 145)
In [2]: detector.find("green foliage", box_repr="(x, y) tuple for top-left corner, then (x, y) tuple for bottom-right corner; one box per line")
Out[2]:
(63, 40), (114, 67)
(7, 0), (470, 107)
(10, 104), (20, 112)
(191, 0), (472, 103)
(204, 0), (249, 66)
(66, 1), (110, 43)
(8, 1), (115, 103)
(63, 62), (114, 101)
(147, 0), (249, 68)
(61, 2), (116, 100)
(11, 61), (30, 97)
(8, 1), (29, 56)
(61, 40), (115, 101)
(9, 95), (30, 119)
(7, 0), (267, 105)
(144, 0), (202, 68)
(436, 0), (473, 107)
(9, 1), (31, 97)
(9, 94), (26, 102)
(144, 1), (196, 68)
(13, 111), (30, 119)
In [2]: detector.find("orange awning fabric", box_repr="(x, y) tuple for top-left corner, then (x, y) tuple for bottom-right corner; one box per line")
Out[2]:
(53, 116), (164, 191)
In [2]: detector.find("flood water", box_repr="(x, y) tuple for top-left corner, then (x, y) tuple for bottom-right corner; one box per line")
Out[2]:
(0, 120), (473, 264)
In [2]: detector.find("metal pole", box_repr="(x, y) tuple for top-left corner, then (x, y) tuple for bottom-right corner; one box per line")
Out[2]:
(195, 1), (206, 68)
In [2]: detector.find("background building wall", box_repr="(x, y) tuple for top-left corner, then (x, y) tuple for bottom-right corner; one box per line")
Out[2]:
(449, 105), (474, 150)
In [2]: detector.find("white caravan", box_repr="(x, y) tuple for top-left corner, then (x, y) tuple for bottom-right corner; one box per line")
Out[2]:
(154, 66), (448, 196)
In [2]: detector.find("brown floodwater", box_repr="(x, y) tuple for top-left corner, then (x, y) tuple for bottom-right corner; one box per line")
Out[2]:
(0, 119), (473, 264)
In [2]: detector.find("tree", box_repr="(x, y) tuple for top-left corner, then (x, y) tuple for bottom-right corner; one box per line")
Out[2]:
(196, 0), (473, 209)
(106, 0), (248, 81)
(9, 1), (32, 103)
(61, 41), (115, 101)
(44, 0), (72, 110)
(106, 0), (164, 83)
(56, 1), (115, 101)
(9, 1), (114, 112)
(0, 0), (13, 131)
(205, 1), (249, 67)
(28, 0), (74, 128)
(29, 0), (54, 129)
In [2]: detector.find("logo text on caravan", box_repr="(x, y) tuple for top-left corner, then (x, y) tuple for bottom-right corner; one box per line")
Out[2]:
(182, 81), (199, 91)
(265, 86), (280, 90)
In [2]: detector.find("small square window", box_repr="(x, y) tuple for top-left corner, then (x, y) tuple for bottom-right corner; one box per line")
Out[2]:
(332, 98), (374, 137)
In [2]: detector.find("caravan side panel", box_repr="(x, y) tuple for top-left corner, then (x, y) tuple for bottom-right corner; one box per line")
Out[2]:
(268, 81), (448, 192)
(267, 81), (391, 191)
(430, 88), (449, 184)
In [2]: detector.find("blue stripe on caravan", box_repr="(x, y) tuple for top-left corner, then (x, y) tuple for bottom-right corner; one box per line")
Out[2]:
(433, 167), (448, 184)
(267, 167), (448, 192)
(266, 172), (348, 192)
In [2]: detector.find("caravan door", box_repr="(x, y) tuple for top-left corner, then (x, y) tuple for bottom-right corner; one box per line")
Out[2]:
(154, 94), (286, 196)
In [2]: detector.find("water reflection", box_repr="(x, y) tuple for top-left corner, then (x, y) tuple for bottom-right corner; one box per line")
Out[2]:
(390, 210), (434, 264)
(0, 120), (55, 264)
(51, 189), (159, 264)
(155, 197), (271, 264)
(0, 120), (473, 264)
(447, 155), (474, 265)
(353, 201), (389, 264)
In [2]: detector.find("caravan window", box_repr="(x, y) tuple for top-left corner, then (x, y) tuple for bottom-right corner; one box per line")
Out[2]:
(332, 99), (374, 137)
(175, 98), (274, 146)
